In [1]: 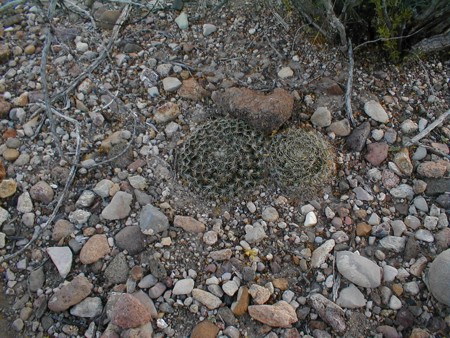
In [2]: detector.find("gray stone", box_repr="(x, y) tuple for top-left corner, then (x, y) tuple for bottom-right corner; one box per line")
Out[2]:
(162, 77), (182, 92)
(364, 100), (389, 123)
(173, 278), (195, 295)
(328, 119), (351, 136)
(346, 122), (370, 152)
(353, 186), (374, 201)
(105, 253), (129, 285)
(429, 249), (450, 305)
(423, 216), (438, 230)
(336, 284), (366, 308)
(391, 220), (406, 237)
(415, 229), (434, 242)
(139, 204), (169, 235)
(244, 223), (267, 244)
(404, 215), (421, 230)
(336, 251), (381, 288)
(379, 236), (406, 252)
(412, 146), (427, 160)
(70, 297), (103, 318)
(29, 267), (45, 292)
(115, 225), (147, 255)
(192, 288), (222, 309)
(156, 63), (172, 77)
(261, 206), (279, 222)
(310, 293), (346, 332)
(277, 67), (294, 79)
(389, 184), (414, 200)
(203, 23), (217, 36)
(311, 239), (335, 268)
(93, 179), (114, 198)
(148, 282), (166, 299)
(311, 107), (332, 127)
(17, 191), (33, 213)
(175, 12), (188, 30)
(47, 247), (72, 278)
(138, 274), (158, 289)
(400, 119), (418, 134)
(101, 191), (132, 220)
(382, 265), (398, 282)
(413, 196), (428, 212)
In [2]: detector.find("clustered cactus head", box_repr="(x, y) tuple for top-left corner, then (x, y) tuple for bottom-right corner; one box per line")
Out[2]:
(176, 118), (336, 198)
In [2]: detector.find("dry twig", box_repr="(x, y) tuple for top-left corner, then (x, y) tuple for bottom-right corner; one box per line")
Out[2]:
(405, 110), (450, 147)
(345, 39), (356, 127)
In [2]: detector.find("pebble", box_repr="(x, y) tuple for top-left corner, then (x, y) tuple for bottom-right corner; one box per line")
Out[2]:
(154, 102), (181, 123)
(175, 12), (189, 30)
(383, 265), (398, 282)
(412, 146), (427, 160)
(277, 67), (294, 79)
(191, 320), (219, 338)
(311, 107), (332, 127)
(379, 236), (406, 252)
(209, 248), (232, 261)
(48, 275), (93, 312)
(70, 297), (103, 318)
(353, 186), (374, 201)
(336, 284), (366, 308)
(248, 301), (297, 328)
(413, 196), (428, 212)
(246, 201), (256, 213)
(311, 239), (335, 268)
(244, 222), (267, 244)
(111, 293), (152, 329)
(328, 119), (351, 136)
(17, 191), (33, 213)
(400, 119), (418, 133)
(389, 295), (402, 310)
(423, 216), (438, 230)
(3, 148), (19, 161)
(162, 77), (182, 92)
(336, 251), (381, 288)
(29, 181), (54, 204)
(138, 274), (158, 289)
(391, 220), (406, 237)
(203, 23), (217, 36)
(101, 191), (132, 220)
(28, 267), (45, 292)
(156, 63), (172, 77)
(393, 148), (413, 176)
(310, 293), (346, 332)
(139, 204), (169, 235)
(93, 179), (114, 197)
(203, 231), (218, 245)
(262, 206), (279, 222)
(128, 175), (147, 190)
(174, 215), (205, 233)
(192, 288), (222, 309)
(304, 211), (317, 227)
(428, 249), (450, 306)
(75, 190), (95, 208)
(389, 184), (414, 199)
(76, 42), (89, 52)
(365, 142), (389, 166)
(248, 284), (271, 305)
(416, 161), (447, 178)
(230, 286), (249, 316)
(364, 100), (389, 123)
(105, 252), (129, 285)
(12, 318), (24, 332)
(376, 325), (400, 338)
(172, 278), (195, 295)
(47, 247), (72, 278)
(148, 282), (166, 298)
(79, 234), (110, 264)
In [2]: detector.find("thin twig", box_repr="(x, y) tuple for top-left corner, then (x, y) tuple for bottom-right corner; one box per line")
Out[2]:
(405, 110), (450, 147)
(63, 0), (97, 31)
(0, 0), (25, 13)
(263, 34), (284, 60)
(354, 27), (425, 51)
(345, 39), (356, 127)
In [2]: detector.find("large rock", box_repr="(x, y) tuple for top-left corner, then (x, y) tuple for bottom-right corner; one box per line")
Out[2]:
(111, 293), (152, 329)
(79, 234), (110, 264)
(336, 251), (381, 288)
(248, 301), (297, 328)
(310, 293), (346, 332)
(139, 204), (169, 235)
(48, 275), (93, 312)
(115, 225), (147, 255)
(101, 191), (132, 220)
(428, 249), (450, 306)
(364, 100), (389, 123)
(346, 122), (370, 152)
(211, 87), (293, 134)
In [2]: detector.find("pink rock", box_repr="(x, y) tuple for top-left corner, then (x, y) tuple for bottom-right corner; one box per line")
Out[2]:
(79, 234), (111, 264)
(365, 142), (389, 166)
(111, 293), (152, 329)
(416, 161), (447, 178)
(48, 275), (93, 312)
(248, 301), (297, 328)
(173, 215), (205, 233)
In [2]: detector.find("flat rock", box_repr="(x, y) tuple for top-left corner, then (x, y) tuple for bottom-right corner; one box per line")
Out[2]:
(17, 191), (33, 213)
(29, 181), (54, 204)
(139, 204), (169, 235)
(379, 236), (406, 252)
(353, 186), (374, 201)
(212, 87), (293, 134)
(203, 23), (217, 36)
(111, 293), (152, 329)
(390, 184), (414, 200)
(278, 67), (294, 79)
(364, 100), (389, 123)
(336, 251), (381, 288)
(248, 284), (271, 304)
(162, 77), (182, 92)
(365, 142), (389, 166)
(191, 320), (219, 338)
(47, 247), (72, 278)
(336, 284), (366, 308)
(311, 239), (335, 268)
(101, 191), (132, 220)
(172, 278), (195, 295)
(248, 301), (297, 328)
(70, 297), (103, 318)
(48, 275), (93, 312)
(209, 248), (232, 261)
(174, 215), (205, 233)
(178, 78), (209, 101)
(192, 288), (222, 309)
(428, 249), (450, 306)
(311, 107), (332, 127)
(29, 267), (45, 292)
(328, 119), (351, 136)
(310, 293), (346, 332)
(79, 234), (110, 265)
(52, 219), (74, 242)
(346, 122), (370, 152)
(105, 252), (129, 285)
(417, 161), (447, 178)
(115, 225), (147, 255)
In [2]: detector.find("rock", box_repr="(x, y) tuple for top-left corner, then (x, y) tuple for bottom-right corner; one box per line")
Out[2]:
(365, 142), (389, 166)
(311, 239), (335, 268)
(364, 100), (389, 123)
(0, 97), (11, 116)
(376, 325), (400, 338)
(0, 206), (10, 226)
(3, 148), (19, 161)
(409, 328), (430, 338)
(75, 190), (95, 208)
(382, 169), (400, 189)
(115, 225), (146, 255)
(105, 253), (129, 285)
(211, 87), (293, 134)
(29, 267), (45, 292)
(191, 320), (219, 338)
(173, 215), (205, 233)
(389, 295), (402, 310)
(336, 284), (366, 308)
(400, 119), (418, 134)
(417, 161), (447, 178)
(412, 146), (427, 160)
(96, 10), (121, 30)
(156, 63), (172, 77)
(231, 286), (249, 315)
(248, 284), (271, 304)
(93, 179), (114, 197)
(428, 249), (450, 306)
(138, 274), (158, 289)
(222, 280), (239, 296)
(390, 184), (414, 200)
(336, 251), (381, 288)
(248, 301), (297, 328)
(203, 23), (217, 36)
(111, 293), (152, 329)
(29, 181), (53, 204)
(101, 191), (132, 220)
(304, 211), (317, 227)
(278, 67), (294, 79)
(393, 148), (413, 176)
(328, 119), (351, 136)
(79, 234), (110, 265)
(47, 247), (72, 278)
(139, 204), (169, 235)
(209, 248), (232, 261)
(203, 230), (218, 245)
(356, 223), (372, 236)
(148, 282), (166, 299)
(172, 278), (195, 295)
(353, 186), (374, 201)
(310, 293), (346, 332)
(346, 122), (371, 152)
(244, 222), (267, 244)
(262, 206), (279, 222)
(48, 275), (93, 312)
(425, 178), (449, 195)
(192, 289), (222, 309)
(70, 297), (103, 318)
(379, 236), (406, 252)
(383, 265), (398, 282)
(17, 191), (33, 213)
(175, 12), (188, 30)
(154, 102), (181, 123)
(413, 196), (428, 212)
(311, 107), (332, 127)
(178, 78), (209, 101)
(162, 77), (182, 92)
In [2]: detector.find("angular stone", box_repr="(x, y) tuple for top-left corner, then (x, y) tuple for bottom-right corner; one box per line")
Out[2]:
(346, 122), (370, 152)
(154, 102), (181, 123)
(365, 142), (389, 166)
(336, 251), (381, 288)
(393, 148), (413, 176)
(211, 87), (293, 134)
(192, 289), (222, 309)
(328, 119), (351, 136)
(390, 184), (414, 200)
(162, 77), (182, 92)
(101, 191), (132, 220)
(178, 78), (209, 101)
(191, 320), (219, 338)
(48, 275), (93, 312)
(417, 161), (447, 178)
(278, 67), (294, 79)
(105, 253), (129, 285)
(203, 23), (217, 36)
(111, 293), (152, 329)
(248, 301), (297, 328)
(231, 286), (249, 316)
(52, 219), (74, 242)
(310, 293), (346, 333)
(311, 239), (335, 268)
(379, 236), (406, 252)
(174, 215), (205, 233)
(115, 225), (146, 255)
(47, 247), (72, 278)
(248, 284), (271, 305)
(336, 284), (366, 308)
(29, 267), (45, 292)
(0, 207), (10, 226)
(311, 107), (332, 127)
(209, 248), (232, 261)
(172, 278), (195, 295)
(79, 234), (110, 265)
(30, 181), (54, 204)
(70, 297), (103, 318)
(364, 100), (389, 123)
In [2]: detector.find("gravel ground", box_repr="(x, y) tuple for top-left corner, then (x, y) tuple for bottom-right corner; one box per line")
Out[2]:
(0, 1), (449, 338)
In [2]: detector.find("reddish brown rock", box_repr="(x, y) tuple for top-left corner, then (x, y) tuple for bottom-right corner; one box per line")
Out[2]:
(356, 222), (372, 237)
(0, 44), (10, 64)
(212, 87), (293, 134)
(174, 215), (206, 233)
(365, 142), (389, 166)
(231, 286), (249, 315)
(79, 234), (110, 264)
(0, 160), (5, 181)
(248, 301), (297, 328)
(111, 293), (152, 329)
(178, 78), (209, 101)
(48, 275), (93, 312)
(191, 320), (220, 338)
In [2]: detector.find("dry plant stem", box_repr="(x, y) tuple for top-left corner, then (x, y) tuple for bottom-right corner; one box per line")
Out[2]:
(405, 110), (450, 147)
(63, 0), (97, 30)
(354, 27), (425, 51)
(0, 0), (25, 13)
(1, 108), (82, 263)
(345, 39), (356, 127)
(323, 0), (347, 48)
(415, 142), (450, 160)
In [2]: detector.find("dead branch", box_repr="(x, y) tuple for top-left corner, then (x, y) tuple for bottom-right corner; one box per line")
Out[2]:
(354, 27), (425, 51)
(411, 31), (450, 54)
(345, 39), (356, 127)
(322, 0), (347, 48)
(0, 0), (25, 13)
(405, 110), (450, 147)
